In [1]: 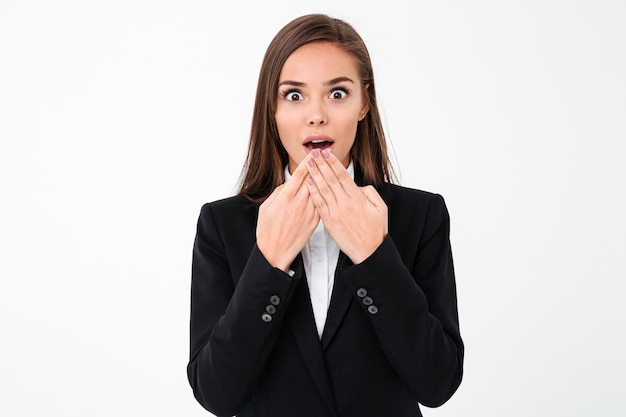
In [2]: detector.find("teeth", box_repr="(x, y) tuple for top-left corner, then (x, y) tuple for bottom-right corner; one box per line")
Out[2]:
(312, 140), (325, 144)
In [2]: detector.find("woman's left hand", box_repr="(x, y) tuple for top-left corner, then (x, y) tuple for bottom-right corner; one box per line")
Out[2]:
(305, 149), (388, 264)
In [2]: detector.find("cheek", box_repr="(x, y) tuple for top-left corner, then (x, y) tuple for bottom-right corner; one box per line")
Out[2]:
(275, 114), (301, 157)
(337, 113), (360, 138)
(275, 108), (296, 135)
(274, 116), (288, 141)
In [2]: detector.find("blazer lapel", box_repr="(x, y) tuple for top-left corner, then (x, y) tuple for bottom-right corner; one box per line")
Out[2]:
(321, 253), (353, 350)
(320, 180), (393, 350)
(285, 271), (339, 416)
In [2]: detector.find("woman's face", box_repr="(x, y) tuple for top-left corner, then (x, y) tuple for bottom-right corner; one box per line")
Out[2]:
(275, 41), (368, 173)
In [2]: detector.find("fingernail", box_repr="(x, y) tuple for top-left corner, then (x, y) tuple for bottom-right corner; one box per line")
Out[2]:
(311, 149), (320, 159)
(307, 158), (315, 168)
(307, 177), (315, 186)
(321, 149), (330, 160)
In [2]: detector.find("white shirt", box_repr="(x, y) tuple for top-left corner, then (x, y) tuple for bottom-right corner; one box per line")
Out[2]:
(284, 162), (355, 338)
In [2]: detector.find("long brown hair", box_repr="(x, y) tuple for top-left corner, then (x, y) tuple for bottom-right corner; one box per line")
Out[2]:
(238, 14), (395, 202)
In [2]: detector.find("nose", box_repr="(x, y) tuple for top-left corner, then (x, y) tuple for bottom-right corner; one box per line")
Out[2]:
(307, 99), (327, 125)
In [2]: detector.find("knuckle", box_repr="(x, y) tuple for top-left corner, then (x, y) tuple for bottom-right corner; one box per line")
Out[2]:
(317, 181), (330, 194)
(336, 170), (349, 182)
(326, 173), (339, 185)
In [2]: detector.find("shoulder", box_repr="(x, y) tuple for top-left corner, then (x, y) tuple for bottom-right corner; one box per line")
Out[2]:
(200, 194), (258, 215)
(197, 194), (259, 229)
(380, 183), (446, 211)
(380, 183), (450, 235)
(194, 195), (259, 252)
(378, 184), (452, 260)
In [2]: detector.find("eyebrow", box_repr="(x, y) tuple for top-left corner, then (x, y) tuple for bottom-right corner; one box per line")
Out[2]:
(278, 76), (356, 88)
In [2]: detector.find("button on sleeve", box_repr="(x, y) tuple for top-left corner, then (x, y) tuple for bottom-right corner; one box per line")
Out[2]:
(270, 295), (281, 306)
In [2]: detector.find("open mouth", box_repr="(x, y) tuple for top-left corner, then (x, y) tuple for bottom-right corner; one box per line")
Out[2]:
(303, 136), (334, 152)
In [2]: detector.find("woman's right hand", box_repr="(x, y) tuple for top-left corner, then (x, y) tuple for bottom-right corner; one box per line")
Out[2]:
(256, 159), (320, 272)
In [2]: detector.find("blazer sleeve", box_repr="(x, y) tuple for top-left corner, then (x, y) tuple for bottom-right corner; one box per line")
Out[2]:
(187, 202), (303, 416)
(337, 193), (463, 408)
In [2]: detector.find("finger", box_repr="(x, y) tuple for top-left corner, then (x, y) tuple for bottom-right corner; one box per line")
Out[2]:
(306, 153), (338, 208)
(283, 158), (310, 196)
(306, 173), (332, 217)
(319, 150), (359, 197)
(306, 193), (321, 224)
(293, 173), (312, 201)
(360, 185), (386, 209)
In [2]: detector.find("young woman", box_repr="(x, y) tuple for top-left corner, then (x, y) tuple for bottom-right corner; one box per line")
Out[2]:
(188, 14), (463, 417)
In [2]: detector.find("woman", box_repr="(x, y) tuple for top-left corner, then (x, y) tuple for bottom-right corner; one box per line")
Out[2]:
(188, 14), (463, 417)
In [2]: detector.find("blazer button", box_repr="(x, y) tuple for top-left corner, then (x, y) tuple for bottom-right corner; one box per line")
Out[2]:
(261, 313), (272, 322)
(356, 288), (367, 298)
(362, 296), (373, 306)
(266, 304), (276, 315)
(367, 305), (379, 315)
(270, 295), (281, 306)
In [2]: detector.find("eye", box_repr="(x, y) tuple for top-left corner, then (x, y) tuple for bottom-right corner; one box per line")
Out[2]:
(284, 90), (303, 101)
(329, 88), (348, 99)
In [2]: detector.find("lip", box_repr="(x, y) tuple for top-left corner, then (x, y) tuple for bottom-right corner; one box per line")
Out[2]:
(302, 135), (334, 153)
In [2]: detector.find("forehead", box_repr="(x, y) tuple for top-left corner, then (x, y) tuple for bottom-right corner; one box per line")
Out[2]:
(279, 41), (360, 82)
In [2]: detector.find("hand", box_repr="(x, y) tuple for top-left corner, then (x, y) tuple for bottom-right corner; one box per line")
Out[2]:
(256, 159), (320, 272)
(305, 149), (388, 264)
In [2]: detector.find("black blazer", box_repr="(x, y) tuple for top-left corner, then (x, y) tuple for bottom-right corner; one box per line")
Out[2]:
(187, 181), (463, 417)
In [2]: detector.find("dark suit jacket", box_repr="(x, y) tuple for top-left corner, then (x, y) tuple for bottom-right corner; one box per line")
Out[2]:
(187, 181), (463, 417)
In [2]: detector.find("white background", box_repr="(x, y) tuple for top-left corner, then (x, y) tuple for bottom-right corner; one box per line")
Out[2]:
(1, 1), (625, 416)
